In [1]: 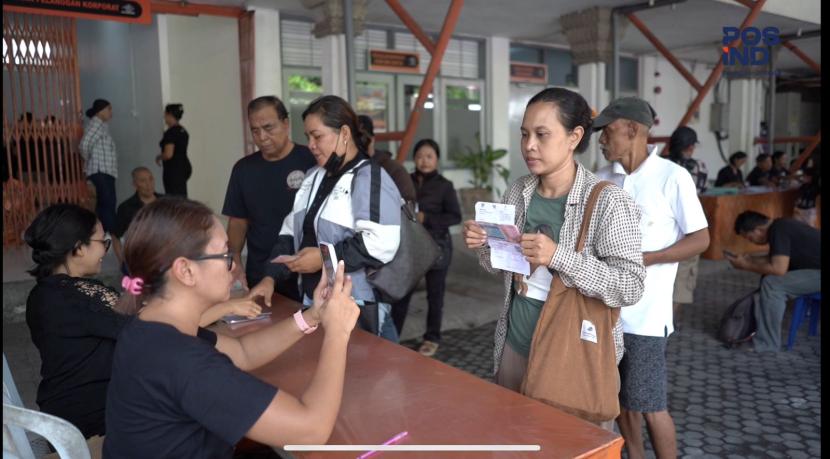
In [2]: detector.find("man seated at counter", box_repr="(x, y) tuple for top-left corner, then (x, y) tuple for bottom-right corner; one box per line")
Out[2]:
(725, 211), (821, 352)
(769, 151), (789, 184)
(746, 153), (773, 187)
(714, 151), (747, 188)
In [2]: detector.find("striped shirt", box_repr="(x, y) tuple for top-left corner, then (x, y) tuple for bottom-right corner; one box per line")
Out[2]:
(476, 161), (646, 374)
(79, 116), (118, 178)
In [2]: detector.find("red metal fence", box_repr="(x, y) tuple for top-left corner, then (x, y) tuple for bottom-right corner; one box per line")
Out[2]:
(3, 12), (90, 247)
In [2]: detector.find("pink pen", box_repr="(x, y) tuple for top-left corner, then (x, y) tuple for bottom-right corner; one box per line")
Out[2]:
(356, 431), (409, 459)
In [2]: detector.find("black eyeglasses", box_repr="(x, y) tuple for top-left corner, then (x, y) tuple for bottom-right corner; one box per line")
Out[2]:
(90, 238), (112, 252)
(190, 251), (234, 271)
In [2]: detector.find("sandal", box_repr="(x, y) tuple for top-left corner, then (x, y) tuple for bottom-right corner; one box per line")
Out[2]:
(418, 340), (439, 357)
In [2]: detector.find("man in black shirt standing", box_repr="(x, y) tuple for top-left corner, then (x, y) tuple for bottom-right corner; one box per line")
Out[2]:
(112, 167), (162, 265)
(223, 96), (316, 301)
(727, 211), (821, 351)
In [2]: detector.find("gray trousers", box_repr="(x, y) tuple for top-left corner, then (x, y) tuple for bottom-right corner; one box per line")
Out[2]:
(754, 269), (821, 351)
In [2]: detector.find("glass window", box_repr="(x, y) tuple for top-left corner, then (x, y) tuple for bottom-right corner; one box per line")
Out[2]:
(355, 80), (392, 152)
(401, 83), (435, 155)
(510, 44), (543, 63)
(544, 48), (578, 87)
(285, 74), (322, 143)
(445, 84), (482, 161)
(281, 19), (323, 68)
(606, 56), (639, 92)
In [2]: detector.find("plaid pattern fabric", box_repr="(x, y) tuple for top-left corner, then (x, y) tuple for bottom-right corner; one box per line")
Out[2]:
(79, 116), (118, 178)
(477, 162), (646, 375)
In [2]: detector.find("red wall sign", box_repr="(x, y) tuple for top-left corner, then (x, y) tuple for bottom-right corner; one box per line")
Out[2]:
(3, 0), (152, 24)
(510, 62), (548, 84)
(368, 49), (420, 74)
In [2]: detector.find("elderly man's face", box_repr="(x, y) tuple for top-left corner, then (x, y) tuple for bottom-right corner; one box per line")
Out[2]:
(598, 119), (634, 163)
(133, 170), (155, 197)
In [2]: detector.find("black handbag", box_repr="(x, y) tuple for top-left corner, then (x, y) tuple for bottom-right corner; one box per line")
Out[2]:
(355, 160), (441, 303)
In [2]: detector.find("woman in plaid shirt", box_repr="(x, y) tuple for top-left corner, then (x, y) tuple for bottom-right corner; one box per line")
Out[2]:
(80, 99), (119, 234)
(463, 88), (646, 419)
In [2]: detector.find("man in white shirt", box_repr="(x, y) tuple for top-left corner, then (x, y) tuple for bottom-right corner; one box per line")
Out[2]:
(593, 97), (710, 459)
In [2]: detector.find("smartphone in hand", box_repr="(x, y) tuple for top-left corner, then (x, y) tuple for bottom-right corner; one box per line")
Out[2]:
(319, 242), (338, 287)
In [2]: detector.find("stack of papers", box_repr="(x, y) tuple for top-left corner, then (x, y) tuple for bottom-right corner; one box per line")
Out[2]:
(475, 202), (530, 275)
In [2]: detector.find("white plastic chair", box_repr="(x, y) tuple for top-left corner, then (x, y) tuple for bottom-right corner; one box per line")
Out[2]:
(3, 353), (91, 459)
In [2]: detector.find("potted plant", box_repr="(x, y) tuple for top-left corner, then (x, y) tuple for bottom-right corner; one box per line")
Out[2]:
(453, 133), (510, 220)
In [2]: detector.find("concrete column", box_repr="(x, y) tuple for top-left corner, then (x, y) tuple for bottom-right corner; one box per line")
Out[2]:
(560, 6), (612, 172)
(487, 36), (511, 198)
(577, 62), (607, 171)
(245, 4), (282, 99)
(320, 34), (348, 98)
(728, 77), (765, 174)
(303, 0), (366, 99)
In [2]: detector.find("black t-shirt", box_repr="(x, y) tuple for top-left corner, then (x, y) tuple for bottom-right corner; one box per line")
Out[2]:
(222, 146), (316, 284)
(159, 125), (192, 180)
(746, 167), (770, 186)
(26, 275), (132, 438)
(104, 319), (278, 458)
(715, 165), (744, 186)
(113, 193), (163, 238)
(768, 218), (821, 271)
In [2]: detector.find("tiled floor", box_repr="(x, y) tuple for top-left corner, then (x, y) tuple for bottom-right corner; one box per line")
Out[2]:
(401, 260), (821, 458)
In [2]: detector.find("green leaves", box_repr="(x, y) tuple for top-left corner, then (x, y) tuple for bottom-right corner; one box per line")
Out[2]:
(453, 132), (510, 192)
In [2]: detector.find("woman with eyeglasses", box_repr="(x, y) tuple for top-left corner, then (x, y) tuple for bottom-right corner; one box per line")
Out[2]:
(104, 197), (359, 457)
(22, 204), (263, 441)
(24, 203), (127, 438)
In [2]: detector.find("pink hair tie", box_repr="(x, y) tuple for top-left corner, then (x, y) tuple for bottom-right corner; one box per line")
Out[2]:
(121, 276), (144, 295)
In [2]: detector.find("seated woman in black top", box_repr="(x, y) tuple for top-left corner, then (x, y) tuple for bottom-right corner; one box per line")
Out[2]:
(155, 103), (192, 197)
(104, 198), (360, 458)
(714, 151), (747, 188)
(746, 153), (774, 187)
(391, 139), (461, 357)
(24, 204), (130, 438)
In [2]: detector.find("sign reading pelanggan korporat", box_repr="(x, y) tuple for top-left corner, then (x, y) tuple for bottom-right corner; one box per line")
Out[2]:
(368, 49), (420, 74)
(3, 0), (151, 24)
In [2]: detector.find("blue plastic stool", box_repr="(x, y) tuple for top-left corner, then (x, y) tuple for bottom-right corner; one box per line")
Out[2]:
(786, 292), (821, 350)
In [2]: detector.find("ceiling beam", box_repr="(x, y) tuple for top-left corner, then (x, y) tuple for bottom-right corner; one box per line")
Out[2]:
(781, 40), (821, 74)
(625, 12), (703, 91)
(614, 0), (688, 15)
(677, 0), (767, 127)
(151, 1), (244, 18)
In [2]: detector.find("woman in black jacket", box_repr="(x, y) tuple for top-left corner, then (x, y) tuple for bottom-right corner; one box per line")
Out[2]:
(391, 138), (461, 356)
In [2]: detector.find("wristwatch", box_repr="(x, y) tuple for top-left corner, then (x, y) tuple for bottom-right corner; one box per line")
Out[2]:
(293, 310), (319, 334)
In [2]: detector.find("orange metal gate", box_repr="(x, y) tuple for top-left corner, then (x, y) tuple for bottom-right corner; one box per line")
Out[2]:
(3, 12), (89, 247)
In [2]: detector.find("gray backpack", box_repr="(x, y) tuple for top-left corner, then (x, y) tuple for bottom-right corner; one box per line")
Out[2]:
(717, 289), (758, 347)
(354, 160), (441, 303)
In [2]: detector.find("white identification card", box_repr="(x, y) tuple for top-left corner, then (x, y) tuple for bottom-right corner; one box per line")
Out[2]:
(580, 320), (598, 344)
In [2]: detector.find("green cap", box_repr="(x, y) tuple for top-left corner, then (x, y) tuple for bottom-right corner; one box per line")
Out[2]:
(592, 97), (657, 131)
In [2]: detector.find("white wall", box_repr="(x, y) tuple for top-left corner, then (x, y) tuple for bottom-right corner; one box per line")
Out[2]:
(158, 15), (245, 214)
(77, 18), (164, 203)
(638, 55), (733, 177)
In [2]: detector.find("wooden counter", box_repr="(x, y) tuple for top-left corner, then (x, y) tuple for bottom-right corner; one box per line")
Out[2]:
(216, 296), (624, 459)
(700, 186), (800, 259)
